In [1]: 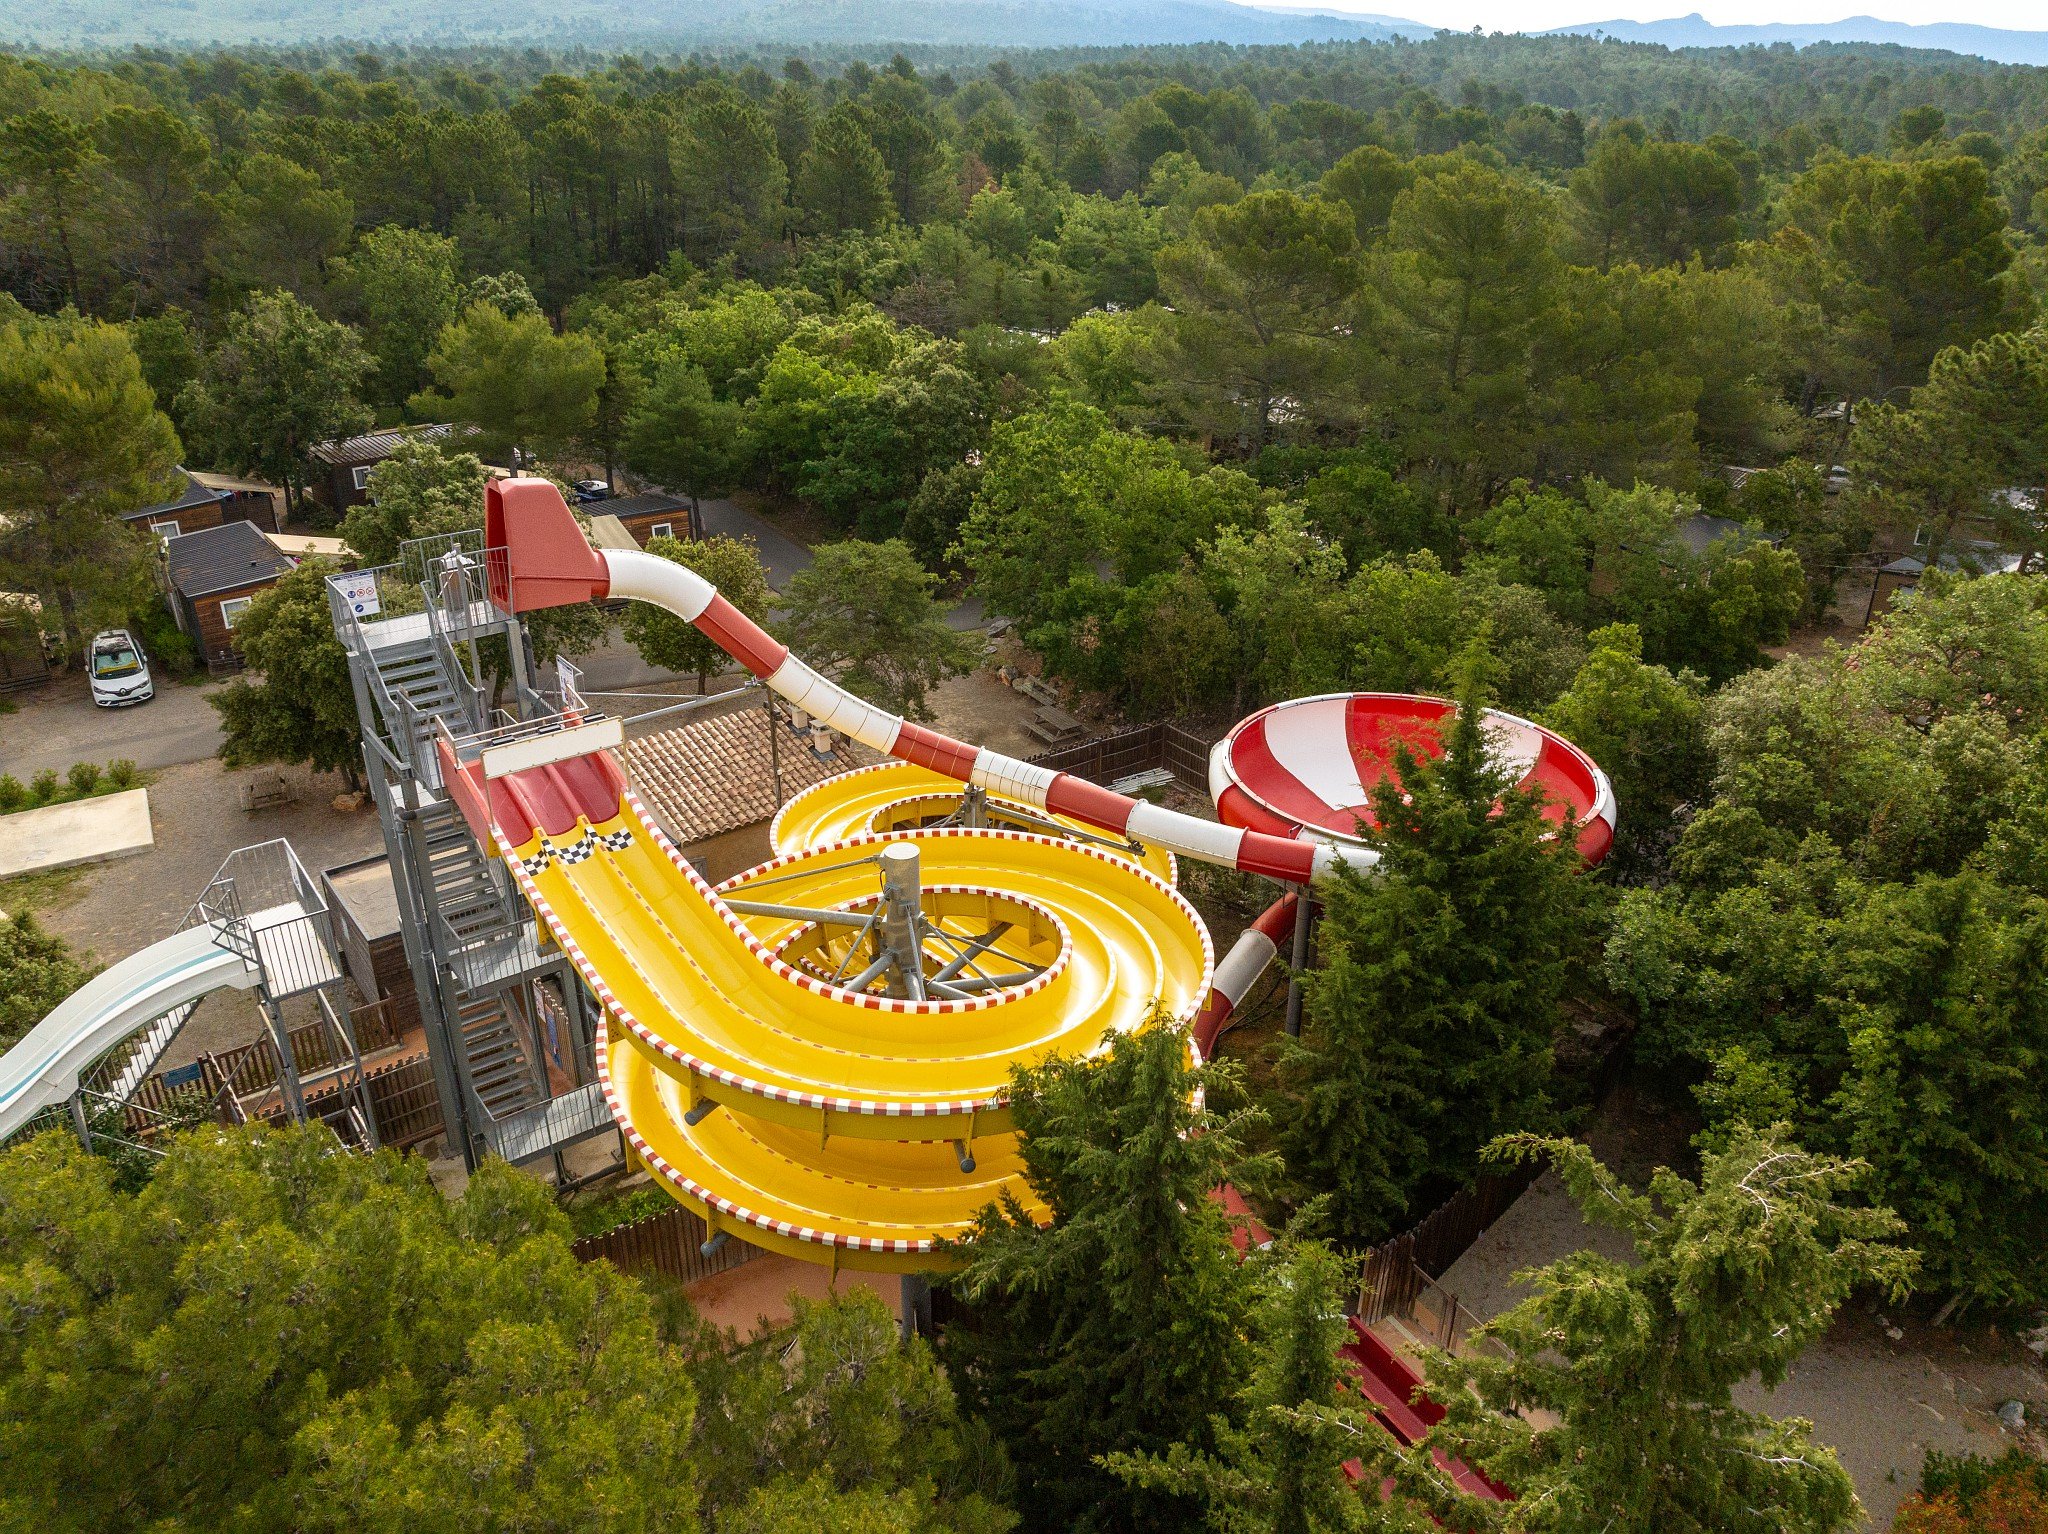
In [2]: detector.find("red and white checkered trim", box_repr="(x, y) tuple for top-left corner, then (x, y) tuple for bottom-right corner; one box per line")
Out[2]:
(768, 758), (913, 855)
(595, 1016), (941, 1255)
(769, 760), (1179, 884)
(631, 790), (1081, 1018)
(766, 882), (1070, 988)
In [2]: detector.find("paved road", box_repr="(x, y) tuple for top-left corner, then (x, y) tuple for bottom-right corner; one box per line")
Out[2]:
(697, 498), (814, 590)
(1, 674), (227, 781)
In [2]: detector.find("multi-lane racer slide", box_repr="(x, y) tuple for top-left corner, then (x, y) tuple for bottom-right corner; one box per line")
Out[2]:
(445, 478), (1615, 1274)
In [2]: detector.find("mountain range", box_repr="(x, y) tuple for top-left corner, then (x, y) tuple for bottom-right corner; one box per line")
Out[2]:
(1531, 12), (2048, 67)
(5, 0), (2046, 65)
(4, 0), (1426, 50)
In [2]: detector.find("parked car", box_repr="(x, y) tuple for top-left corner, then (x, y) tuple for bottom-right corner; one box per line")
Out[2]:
(571, 479), (610, 503)
(88, 629), (153, 707)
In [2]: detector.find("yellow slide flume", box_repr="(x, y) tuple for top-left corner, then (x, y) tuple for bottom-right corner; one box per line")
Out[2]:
(493, 761), (1212, 1270)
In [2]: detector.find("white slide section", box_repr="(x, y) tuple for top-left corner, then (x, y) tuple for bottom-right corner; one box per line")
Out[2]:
(0, 926), (261, 1142)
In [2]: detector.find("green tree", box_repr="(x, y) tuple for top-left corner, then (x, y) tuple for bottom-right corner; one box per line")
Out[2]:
(337, 434), (491, 566)
(1733, 459), (1868, 623)
(1610, 867), (2048, 1310)
(622, 534), (773, 693)
(1410, 1131), (1913, 1533)
(797, 107), (893, 235)
(623, 357), (752, 523)
(941, 1022), (1264, 1534)
(0, 910), (96, 1054)
(207, 151), (354, 296)
(0, 108), (106, 308)
(689, 1287), (1014, 1533)
(1777, 153), (2024, 394)
(208, 560), (365, 790)
(1848, 326), (2048, 568)
(798, 341), (987, 539)
(674, 85), (789, 262)
(1541, 623), (1710, 871)
(1569, 129), (1747, 270)
(93, 103), (210, 311)
(957, 400), (1260, 634)
(1154, 190), (1360, 447)
(775, 540), (973, 721)
(333, 225), (465, 408)
(1275, 662), (1598, 1247)
(0, 310), (182, 657)
(413, 302), (604, 464)
(1107, 1235), (1384, 1534)
(0, 1129), (698, 1533)
(1365, 160), (1560, 501)
(178, 289), (373, 521)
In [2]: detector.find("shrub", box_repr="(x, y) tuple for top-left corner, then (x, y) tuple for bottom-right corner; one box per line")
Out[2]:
(104, 759), (138, 790)
(67, 762), (102, 796)
(1896, 1449), (2048, 1533)
(28, 769), (58, 805)
(0, 775), (23, 813)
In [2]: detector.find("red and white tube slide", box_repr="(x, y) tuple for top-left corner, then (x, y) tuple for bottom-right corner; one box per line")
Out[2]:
(486, 479), (1358, 885)
(1191, 893), (1299, 1055)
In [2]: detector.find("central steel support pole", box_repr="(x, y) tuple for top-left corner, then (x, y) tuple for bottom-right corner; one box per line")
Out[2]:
(877, 843), (927, 1002)
(958, 783), (987, 829)
(1283, 889), (1314, 1038)
(68, 1092), (92, 1152)
(900, 1273), (933, 1340)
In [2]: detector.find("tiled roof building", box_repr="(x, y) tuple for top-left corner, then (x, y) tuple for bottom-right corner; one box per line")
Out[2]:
(623, 703), (877, 865)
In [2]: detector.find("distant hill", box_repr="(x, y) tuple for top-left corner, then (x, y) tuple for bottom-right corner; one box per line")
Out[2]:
(1537, 12), (2048, 67)
(2, 0), (1431, 50)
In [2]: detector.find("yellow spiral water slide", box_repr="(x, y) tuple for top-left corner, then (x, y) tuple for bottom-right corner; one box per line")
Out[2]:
(444, 746), (1211, 1272)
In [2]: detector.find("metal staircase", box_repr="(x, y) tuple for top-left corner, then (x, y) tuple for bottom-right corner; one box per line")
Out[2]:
(454, 990), (544, 1118)
(100, 1001), (201, 1103)
(326, 532), (603, 1172)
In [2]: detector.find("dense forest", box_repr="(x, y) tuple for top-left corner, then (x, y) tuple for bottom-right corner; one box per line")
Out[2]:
(4, 29), (2048, 1533)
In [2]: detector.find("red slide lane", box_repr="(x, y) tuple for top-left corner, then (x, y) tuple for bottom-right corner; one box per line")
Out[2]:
(1341, 1318), (1512, 1502)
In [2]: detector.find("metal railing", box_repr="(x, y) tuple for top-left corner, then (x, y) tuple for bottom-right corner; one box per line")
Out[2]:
(323, 532), (509, 654)
(482, 1080), (613, 1166)
(182, 868), (256, 968)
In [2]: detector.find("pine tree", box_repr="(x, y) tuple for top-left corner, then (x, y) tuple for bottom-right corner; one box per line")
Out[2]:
(1275, 650), (1599, 1248)
(1107, 1233), (1400, 1533)
(939, 1021), (1267, 1533)
(1408, 1130), (1915, 1533)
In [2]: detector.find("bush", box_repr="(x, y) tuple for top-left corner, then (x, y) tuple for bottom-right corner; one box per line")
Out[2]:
(27, 769), (58, 806)
(67, 762), (102, 796)
(104, 759), (138, 790)
(131, 602), (199, 678)
(1896, 1448), (2048, 1532)
(0, 776), (23, 813)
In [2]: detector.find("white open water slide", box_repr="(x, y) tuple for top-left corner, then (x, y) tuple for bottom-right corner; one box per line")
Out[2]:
(0, 925), (260, 1141)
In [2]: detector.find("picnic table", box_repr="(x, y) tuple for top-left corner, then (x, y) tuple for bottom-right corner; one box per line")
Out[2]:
(1024, 705), (1087, 747)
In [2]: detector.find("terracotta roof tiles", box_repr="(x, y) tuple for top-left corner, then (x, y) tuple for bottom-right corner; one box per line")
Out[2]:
(623, 705), (876, 844)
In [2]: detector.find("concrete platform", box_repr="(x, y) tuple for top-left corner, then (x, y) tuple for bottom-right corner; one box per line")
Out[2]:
(0, 788), (154, 877)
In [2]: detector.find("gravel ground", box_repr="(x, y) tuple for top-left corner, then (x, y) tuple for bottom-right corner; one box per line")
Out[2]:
(16, 756), (385, 1061)
(1, 670), (228, 780)
(1436, 1089), (2048, 1529)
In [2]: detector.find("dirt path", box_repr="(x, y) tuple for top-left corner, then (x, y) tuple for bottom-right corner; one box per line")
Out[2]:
(1436, 1094), (2048, 1528)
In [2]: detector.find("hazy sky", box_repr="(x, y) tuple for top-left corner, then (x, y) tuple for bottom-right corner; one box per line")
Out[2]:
(1301, 0), (2044, 31)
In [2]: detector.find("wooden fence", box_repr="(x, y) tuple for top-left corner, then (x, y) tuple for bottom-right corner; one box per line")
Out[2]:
(362, 1054), (444, 1150)
(1355, 1160), (1546, 1327)
(1027, 721), (1217, 793)
(570, 1199), (761, 1286)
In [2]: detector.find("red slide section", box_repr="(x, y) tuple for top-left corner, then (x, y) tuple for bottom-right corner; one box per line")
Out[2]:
(1341, 1318), (1512, 1502)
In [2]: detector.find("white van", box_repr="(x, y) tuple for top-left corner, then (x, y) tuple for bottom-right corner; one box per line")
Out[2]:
(88, 629), (154, 708)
